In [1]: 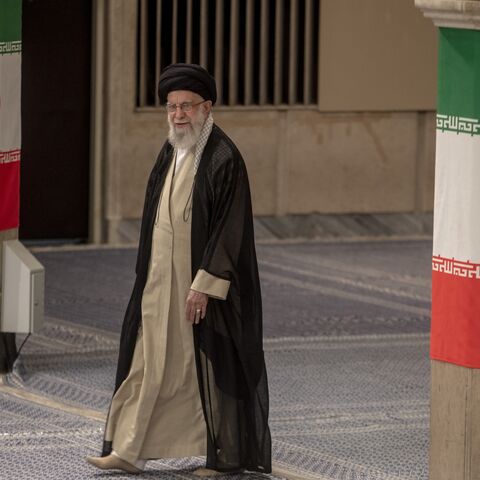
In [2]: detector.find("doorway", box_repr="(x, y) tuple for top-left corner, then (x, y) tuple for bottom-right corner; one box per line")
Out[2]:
(20, 0), (92, 241)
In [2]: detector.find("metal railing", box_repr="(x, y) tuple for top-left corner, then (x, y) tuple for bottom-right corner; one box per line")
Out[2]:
(137, 0), (320, 108)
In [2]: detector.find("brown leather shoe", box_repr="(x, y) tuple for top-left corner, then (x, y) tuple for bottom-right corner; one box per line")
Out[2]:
(85, 454), (142, 473)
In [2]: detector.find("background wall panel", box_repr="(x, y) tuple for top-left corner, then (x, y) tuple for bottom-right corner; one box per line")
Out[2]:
(319, 0), (438, 111)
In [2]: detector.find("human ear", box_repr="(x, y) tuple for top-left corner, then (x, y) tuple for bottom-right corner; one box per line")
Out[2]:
(203, 101), (212, 114)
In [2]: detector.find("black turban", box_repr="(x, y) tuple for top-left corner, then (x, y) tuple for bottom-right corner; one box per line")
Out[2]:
(158, 63), (217, 105)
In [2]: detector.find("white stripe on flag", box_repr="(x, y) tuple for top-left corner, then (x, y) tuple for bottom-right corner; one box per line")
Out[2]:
(0, 53), (21, 151)
(433, 130), (480, 262)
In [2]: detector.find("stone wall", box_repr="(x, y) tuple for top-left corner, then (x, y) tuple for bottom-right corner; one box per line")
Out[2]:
(98, 0), (437, 243)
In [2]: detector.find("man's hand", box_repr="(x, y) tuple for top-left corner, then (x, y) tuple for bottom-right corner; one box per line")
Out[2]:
(186, 290), (208, 324)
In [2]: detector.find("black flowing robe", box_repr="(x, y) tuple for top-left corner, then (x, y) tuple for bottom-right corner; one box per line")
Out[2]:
(102, 125), (272, 473)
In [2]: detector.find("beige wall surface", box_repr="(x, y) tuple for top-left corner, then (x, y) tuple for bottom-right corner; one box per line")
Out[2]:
(319, 0), (438, 111)
(286, 111), (417, 213)
(220, 109), (435, 215)
(99, 1), (437, 243)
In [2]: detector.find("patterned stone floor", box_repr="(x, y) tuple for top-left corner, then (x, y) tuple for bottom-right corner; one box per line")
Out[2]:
(0, 239), (432, 479)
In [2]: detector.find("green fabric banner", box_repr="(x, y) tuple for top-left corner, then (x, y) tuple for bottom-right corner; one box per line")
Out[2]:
(0, 0), (21, 231)
(432, 26), (480, 368)
(0, 0), (21, 43)
(437, 27), (480, 121)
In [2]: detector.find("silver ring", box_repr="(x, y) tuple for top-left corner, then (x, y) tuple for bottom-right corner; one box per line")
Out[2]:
(195, 308), (201, 313)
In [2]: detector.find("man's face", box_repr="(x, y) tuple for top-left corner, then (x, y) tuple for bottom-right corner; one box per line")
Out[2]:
(166, 90), (211, 150)
(167, 90), (206, 126)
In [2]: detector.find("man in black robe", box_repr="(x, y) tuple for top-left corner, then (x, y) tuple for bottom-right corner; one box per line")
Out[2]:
(87, 63), (271, 476)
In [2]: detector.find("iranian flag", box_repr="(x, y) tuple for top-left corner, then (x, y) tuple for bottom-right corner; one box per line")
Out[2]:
(0, 0), (21, 231)
(431, 27), (480, 368)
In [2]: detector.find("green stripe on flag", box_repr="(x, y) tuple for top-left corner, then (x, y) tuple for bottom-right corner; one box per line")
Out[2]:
(0, 0), (21, 45)
(438, 28), (480, 121)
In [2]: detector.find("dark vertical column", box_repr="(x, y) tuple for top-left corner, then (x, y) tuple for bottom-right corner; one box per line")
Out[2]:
(20, 0), (92, 240)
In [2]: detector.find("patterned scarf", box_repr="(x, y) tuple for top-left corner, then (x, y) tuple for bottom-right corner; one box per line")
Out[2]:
(193, 112), (214, 174)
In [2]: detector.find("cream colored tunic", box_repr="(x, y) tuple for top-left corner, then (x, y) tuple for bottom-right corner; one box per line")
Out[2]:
(105, 150), (229, 464)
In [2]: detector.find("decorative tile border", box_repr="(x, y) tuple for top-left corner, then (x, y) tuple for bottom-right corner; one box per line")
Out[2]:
(0, 41), (21, 55)
(436, 114), (480, 136)
(432, 255), (480, 279)
(0, 149), (21, 164)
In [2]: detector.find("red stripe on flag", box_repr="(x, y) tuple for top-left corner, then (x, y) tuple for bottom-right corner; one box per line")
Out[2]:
(0, 161), (20, 231)
(431, 270), (480, 367)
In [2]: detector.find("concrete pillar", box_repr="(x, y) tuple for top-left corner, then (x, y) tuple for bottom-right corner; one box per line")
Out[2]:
(415, 1), (480, 479)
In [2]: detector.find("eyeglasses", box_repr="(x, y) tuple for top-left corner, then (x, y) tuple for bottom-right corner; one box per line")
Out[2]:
(165, 100), (207, 113)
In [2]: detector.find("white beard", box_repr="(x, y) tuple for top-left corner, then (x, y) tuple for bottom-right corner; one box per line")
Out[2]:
(168, 109), (206, 150)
